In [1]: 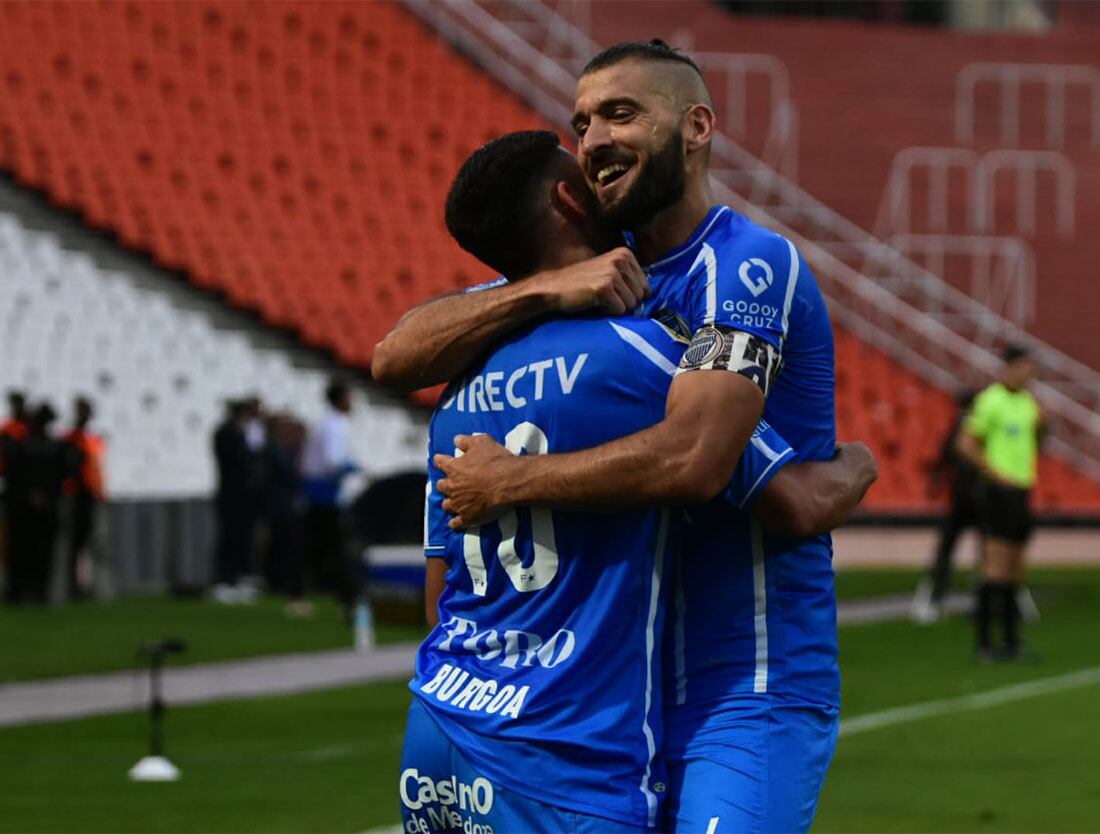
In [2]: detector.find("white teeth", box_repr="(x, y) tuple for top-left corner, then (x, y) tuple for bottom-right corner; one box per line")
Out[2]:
(596, 163), (630, 185)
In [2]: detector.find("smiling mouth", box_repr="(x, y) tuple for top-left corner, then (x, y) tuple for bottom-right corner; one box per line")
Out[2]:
(595, 162), (634, 187)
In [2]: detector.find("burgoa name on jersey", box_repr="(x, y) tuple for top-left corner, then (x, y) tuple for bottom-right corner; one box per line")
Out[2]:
(420, 663), (531, 719)
(439, 354), (588, 413)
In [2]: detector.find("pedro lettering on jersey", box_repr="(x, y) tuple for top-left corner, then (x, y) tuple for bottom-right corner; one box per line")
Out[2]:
(405, 314), (798, 831)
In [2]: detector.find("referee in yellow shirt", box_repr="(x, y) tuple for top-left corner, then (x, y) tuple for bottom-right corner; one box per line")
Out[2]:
(957, 344), (1044, 661)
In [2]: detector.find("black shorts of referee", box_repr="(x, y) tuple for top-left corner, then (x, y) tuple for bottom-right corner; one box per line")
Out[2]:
(981, 481), (1032, 544)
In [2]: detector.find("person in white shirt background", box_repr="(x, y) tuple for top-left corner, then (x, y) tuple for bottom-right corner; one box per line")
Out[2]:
(296, 379), (362, 619)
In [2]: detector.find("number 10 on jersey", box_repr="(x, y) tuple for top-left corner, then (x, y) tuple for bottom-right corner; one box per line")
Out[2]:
(461, 422), (559, 595)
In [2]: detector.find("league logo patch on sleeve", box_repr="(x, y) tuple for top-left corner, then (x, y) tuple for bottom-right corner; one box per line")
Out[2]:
(682, 326), (724, 367)
(677, 325), (782, 396)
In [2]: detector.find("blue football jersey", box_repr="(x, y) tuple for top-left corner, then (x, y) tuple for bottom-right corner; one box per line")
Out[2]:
(415, 314), (801, 827)
(641, 206), (840, 708)
(416, 316), (682, 828)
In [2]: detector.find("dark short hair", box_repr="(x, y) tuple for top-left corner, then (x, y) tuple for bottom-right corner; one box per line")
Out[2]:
(326, 379), (350, 408)
(33, 401), (57, 427)
(1003, 343), (1030, 364)
(582, 38), (702, 78)
(445, 131), (563, 279)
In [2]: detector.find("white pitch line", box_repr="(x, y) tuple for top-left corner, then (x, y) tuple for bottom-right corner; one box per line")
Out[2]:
(840, 665), (1100, 737)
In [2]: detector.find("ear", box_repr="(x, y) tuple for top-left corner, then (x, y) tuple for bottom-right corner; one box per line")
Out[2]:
(552, 179), (589, 223)
(683, 103), (716, 153)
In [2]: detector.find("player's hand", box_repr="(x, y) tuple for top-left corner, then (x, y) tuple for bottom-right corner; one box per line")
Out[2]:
(533, 247), (649, 315)
(837, 441), (878, 490)
(434, 434), (517, 529)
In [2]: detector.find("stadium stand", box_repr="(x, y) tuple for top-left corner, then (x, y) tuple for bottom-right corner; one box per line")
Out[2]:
(0, 207), (425, 498)
(0, 0), (1096, 514)
(584, 0), (1100, 369)
(0, 0), (544, 367)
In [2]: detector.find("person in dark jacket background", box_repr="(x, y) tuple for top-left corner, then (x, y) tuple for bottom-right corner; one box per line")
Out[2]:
(4, 402), (75, 605)
(211, 399), (261, 603)
(911, 389), (982, 623)
(62, 396), (106, 600)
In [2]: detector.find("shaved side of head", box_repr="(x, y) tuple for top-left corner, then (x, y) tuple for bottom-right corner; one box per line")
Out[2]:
(581, 39), (713, 111)
(641, 57), (713, 112)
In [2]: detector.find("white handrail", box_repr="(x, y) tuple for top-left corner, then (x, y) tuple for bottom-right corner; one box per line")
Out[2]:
(883, 234), (1036, 326)
(956, 62), (1100, 147)
(403, 0), (1100, 480)
(876, 146), (1076, 240)
(976, 149), (1075, 238)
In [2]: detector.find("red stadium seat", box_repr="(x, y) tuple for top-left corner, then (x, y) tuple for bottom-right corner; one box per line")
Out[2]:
(0, 0), (1096, 515)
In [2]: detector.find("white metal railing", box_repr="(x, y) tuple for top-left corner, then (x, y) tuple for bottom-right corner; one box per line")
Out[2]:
(874, 147), (982, 236)
(403, 0), (1100, 479)
(956, 62), (1100, 148)
(978, 149), (1075, 237)
(881, 234), (1036, 327)
(687, 51), (798, 181)
(875, 146), (1075, 240)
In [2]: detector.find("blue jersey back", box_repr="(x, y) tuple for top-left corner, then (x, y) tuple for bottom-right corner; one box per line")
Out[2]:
(415, 316), (683, 828)
(641, 206), (840, 709)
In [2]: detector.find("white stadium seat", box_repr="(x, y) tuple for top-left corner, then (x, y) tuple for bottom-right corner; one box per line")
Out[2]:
(0, 210), (427, 499)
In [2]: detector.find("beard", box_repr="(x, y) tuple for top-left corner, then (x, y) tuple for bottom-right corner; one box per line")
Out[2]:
(595, 131), (686, 232)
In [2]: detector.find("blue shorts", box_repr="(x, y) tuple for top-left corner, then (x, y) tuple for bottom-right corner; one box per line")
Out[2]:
(400, 697), (647, 834)
(663, 695), (839, 834)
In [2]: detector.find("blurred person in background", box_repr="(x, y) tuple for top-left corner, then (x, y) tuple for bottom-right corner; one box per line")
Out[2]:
(0, 391), (29, 459)
(958, 344), (1043, 662)
(910, 389), (981, 623)
(4, 402), (75, 605)
(211, 398), (261, 604)
(243, 395), (267, 455)
(298, 379), (360, 618)
(1, 390), (30, 602)
(61, 397), (106, 601)
(263, 411), (309, 617)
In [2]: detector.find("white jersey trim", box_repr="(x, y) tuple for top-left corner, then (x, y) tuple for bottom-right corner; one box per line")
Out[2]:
(751, 520), (769, 693)
(609, 322), (678, 378)
(639, 510), (669, 827)
(779, 238), (800, 346)
(646, 206), (730, 271)
(739, 436), (795, 510)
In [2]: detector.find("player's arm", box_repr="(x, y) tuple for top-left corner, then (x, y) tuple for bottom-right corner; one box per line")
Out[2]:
(437, 368), (764, 525)
(955, 430), (985, 471)
(753, 443), (878, 537)
(435, 236), (791, 524)
(370, 249), (648, 392)
(424, 558), (447, 629)
(955, 390), (1008, 485)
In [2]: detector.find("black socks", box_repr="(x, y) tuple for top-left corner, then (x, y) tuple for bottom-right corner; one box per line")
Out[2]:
(976, 581), (1020, 655)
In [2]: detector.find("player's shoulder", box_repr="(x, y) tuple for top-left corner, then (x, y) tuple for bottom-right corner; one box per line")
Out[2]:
(976, 382), (1005, 404)
(709, 207), (795, 262)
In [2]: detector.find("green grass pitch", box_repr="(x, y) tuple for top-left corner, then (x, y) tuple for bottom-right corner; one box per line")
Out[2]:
(2, 568), (1099, 832)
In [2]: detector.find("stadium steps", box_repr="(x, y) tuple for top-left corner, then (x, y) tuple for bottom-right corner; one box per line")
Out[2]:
(0, 0), (545, 368)
(0, 1), (1095, 513)
(583, 0), (1100, 370)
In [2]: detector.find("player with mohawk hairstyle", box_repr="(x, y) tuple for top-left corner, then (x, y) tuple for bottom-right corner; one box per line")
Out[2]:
(395, 129), (874, 833)
(379, 40), (853, 834)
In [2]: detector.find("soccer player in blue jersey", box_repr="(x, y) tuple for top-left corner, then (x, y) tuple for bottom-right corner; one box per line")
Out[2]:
(376, 43), (845, 832)
(398, 132), (875, 834)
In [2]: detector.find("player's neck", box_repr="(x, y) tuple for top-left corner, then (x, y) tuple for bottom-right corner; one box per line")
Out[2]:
(631, 178), (717, 266)
(538, 241), (598, 273)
